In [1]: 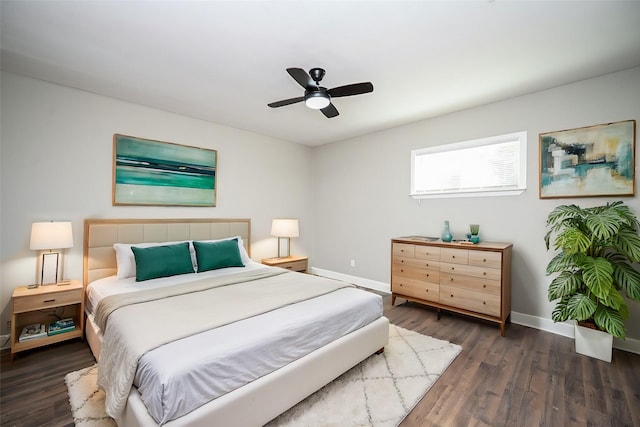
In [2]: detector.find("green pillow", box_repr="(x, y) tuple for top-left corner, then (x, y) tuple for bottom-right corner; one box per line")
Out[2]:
(131, 242), (194, 281)
(194, 239), (245, 272)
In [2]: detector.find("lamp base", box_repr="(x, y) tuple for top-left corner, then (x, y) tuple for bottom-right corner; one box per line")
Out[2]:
(40, 252), (60, 286)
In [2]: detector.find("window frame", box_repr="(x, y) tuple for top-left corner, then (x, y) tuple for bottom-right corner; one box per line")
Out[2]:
(410, 131), (527, 199)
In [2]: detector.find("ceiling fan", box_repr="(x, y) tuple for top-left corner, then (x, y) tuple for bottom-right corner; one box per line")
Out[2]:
(268, 67), (374, 118)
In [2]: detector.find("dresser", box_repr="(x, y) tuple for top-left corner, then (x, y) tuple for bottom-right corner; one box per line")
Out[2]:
(391, 237), (512, 336)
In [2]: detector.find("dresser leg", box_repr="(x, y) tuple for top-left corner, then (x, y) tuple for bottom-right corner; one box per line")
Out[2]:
(436, 308), (441, 320)
(391, 295), (396, 306)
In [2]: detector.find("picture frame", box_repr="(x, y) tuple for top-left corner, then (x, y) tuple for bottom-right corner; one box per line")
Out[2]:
(539, 120), (635, 199)
(113, 134), (217, 206)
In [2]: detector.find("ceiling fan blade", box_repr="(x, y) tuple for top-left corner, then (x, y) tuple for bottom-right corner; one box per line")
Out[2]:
(287, 68), (315, 89)
(328, 82), (374, 98)
(268, 97), (304, 108)
(321, 103), (339, 118)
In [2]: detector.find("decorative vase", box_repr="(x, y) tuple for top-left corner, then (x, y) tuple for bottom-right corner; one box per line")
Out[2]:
(441, 221), (453, 242)
(469, 224), (480, 244)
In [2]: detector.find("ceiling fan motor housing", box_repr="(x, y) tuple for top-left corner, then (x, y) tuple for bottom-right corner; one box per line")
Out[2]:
(309, 67), (326, 84)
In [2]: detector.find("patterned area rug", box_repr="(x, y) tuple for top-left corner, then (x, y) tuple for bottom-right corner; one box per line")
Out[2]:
(65, 324), (461, 427)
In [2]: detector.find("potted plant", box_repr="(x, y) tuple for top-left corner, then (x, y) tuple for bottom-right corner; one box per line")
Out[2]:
(544, 201), (640, 361)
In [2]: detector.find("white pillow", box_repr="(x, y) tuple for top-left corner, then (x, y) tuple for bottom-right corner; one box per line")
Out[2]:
(113, 236), (251, 279)
(114, 241), (196, 279)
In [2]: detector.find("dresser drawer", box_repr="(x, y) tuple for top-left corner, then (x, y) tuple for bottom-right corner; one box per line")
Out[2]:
(393, 243), (415, 258)
(392, 277), (439, 303)
(392, 264), (440, 283)
(441, 248), (468, 265)
(393, 256), (440, 269)
(439, 262), (501, 281)
(469, 251), (502, 269)
(13, 289), (82, 313)
(440, 285), (500, 316)
(440, 272), (500, 295)
(414, 245), (440, 261)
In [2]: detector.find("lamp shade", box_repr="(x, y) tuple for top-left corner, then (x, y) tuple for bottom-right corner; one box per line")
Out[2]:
(271, 219), (299, 238)
(30, 221), (74, 250)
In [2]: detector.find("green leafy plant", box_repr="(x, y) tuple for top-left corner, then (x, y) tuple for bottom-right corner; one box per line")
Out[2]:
(544, 201), (640, 338)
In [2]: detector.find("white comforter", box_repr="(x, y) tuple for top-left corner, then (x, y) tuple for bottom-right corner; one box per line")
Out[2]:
(91, 265), (383, 424)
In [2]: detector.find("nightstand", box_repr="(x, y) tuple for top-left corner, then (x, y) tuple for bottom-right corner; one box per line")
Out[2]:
(262, 255), (308, 272)
(11, 280), (84, 358)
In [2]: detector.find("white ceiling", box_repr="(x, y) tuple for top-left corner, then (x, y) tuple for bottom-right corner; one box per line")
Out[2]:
(2, 1), (640, 146)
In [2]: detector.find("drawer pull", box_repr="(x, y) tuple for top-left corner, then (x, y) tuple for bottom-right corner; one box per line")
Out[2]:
(401, 249), (404, 252)
(452, 256), (456, 259)
(401, 260), (405, 263)
(483, 258), (487, 262)
(44, 299), (56, 303)
(450, 294), (454, 298)
(483, 272), (487, 276)
(483, 301), (486, 305)
(451, 267), (455, 271)
(450, 278), (454, 281)
(483, 284), (487, 288)
(425, 289), (429, 293)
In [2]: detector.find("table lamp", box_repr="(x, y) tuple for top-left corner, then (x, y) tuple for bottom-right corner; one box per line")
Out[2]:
(271, 219), (299, 258)
(30, 221), (73, 286)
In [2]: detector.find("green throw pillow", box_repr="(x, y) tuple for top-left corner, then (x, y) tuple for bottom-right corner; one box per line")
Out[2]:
(193, 239), (245, 272)
(131, 242), (194, 281)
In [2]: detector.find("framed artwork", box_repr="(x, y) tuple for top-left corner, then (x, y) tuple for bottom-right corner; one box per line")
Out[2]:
(539, 120), (635, 199)
(113, 134), (217, 206)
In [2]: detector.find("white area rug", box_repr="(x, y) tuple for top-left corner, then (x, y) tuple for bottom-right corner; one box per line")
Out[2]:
(65, 324), (461, 427)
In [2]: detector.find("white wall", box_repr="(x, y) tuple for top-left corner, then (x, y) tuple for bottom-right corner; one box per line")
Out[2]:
(3, 67), (640, 346)
(311, 67), (640, 342)
(0, 72), (313, 333)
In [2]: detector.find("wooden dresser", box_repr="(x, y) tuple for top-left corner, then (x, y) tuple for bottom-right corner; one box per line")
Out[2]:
(391, 237), (512, 336)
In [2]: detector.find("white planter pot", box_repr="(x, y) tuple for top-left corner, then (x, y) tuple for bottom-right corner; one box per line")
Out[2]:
(574, 322), (613, 362)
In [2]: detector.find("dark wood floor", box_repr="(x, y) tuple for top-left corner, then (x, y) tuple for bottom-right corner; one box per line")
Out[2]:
(1, 295), (639, 427)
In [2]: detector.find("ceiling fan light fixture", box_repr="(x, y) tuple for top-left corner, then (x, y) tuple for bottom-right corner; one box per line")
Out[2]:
(304, 91), (330, 110)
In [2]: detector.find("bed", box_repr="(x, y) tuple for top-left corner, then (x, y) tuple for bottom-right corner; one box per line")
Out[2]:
(83, 218), (389, 427)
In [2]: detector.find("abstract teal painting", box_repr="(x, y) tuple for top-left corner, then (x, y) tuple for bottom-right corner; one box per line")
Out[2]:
(113, 134), (216, 206)
(539, 120), (635, 199)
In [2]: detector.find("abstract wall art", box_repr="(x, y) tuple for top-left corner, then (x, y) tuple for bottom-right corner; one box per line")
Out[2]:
(539, 120), (635, 198)
(113, 134), (217, 206)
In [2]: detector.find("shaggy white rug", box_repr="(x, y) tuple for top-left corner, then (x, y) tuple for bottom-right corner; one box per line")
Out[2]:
(65, 324), (461, 427)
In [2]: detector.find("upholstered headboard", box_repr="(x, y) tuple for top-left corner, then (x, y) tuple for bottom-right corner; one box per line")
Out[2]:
(83, 218), (251, 286)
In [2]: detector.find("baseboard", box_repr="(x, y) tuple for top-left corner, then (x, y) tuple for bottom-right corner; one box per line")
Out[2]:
(311, 268), (640, 356)
(310, 267), (391, 294)
(511, 312), (640, 355)
(0, 334), (10, 350)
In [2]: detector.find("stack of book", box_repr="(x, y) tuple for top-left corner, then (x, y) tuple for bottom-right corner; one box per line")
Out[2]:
(48, 318), (75, 336)
(19, 324), (47, 342)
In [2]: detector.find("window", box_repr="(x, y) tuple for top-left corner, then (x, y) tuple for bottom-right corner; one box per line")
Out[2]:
(410, 131), (527, 199)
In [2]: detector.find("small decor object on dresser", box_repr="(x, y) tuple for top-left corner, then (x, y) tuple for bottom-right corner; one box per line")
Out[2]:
(19, 324), (47, 342)
(441, 220), (453, 242)
(48, 318), (76, 335)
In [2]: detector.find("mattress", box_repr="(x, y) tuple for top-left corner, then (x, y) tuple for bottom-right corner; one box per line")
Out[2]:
(88, 264), (383, 425)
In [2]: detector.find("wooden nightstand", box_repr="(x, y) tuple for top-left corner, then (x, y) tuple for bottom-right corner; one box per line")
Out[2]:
(11, 280), (84, 358)
(262, 256), (308, 272)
